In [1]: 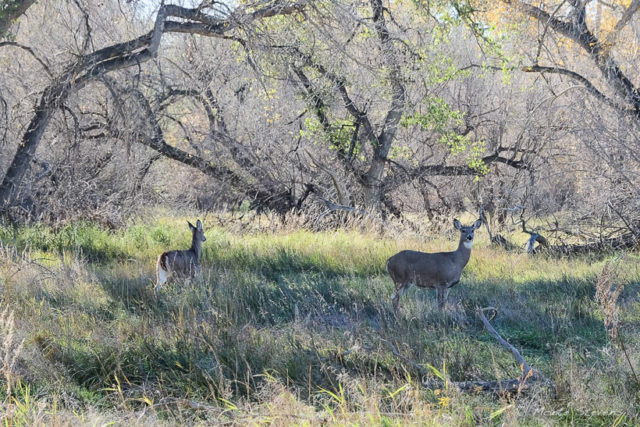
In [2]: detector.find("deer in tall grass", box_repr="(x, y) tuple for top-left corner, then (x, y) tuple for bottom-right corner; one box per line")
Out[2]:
(155, 219), (206, 295)
(386, 218), (482, 312)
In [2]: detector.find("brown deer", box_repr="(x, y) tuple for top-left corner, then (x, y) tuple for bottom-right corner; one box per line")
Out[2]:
(386, 218), (482, 312)
(155, 219), (206, 294)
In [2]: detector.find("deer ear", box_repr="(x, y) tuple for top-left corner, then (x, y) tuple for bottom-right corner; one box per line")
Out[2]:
(196, 219), (203, 230)
(187, 221), (195, 230)
(473, 219), (482, 230)
(453, 219), (462, 230)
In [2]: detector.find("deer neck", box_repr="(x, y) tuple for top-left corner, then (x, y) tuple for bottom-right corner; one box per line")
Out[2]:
(455, 236), (473, 264)
(190, 234), (202, 261)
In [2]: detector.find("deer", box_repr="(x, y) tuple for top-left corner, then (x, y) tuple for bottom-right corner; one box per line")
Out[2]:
(386, 218), (482, 312)
(155, 219), (206, 295)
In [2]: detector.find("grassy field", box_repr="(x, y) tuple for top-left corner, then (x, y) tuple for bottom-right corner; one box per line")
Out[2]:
(0, 213), (639, 425)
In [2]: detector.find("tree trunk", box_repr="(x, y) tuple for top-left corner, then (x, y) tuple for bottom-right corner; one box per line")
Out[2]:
(361, 0), (406, 216)
(0, 0), (37, 37)
(363, 156), (387, 216)
(0, 80), (71, 210)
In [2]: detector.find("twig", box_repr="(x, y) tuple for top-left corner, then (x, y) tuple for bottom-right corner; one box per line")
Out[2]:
(476, 307), (554, 392)
(381, 308), (555, 395)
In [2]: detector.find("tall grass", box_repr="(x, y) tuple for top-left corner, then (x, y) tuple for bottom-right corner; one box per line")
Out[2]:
(0, 214), (639, 424)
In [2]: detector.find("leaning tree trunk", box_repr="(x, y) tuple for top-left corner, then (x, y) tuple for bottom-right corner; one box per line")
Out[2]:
(0, 78), (72, 209)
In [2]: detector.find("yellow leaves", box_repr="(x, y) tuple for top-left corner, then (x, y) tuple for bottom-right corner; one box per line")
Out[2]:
(262, 88), (282, 124)
(437, 396), (451, 407)
(480, 1), (509, 25)
(262, 87), (278, 101)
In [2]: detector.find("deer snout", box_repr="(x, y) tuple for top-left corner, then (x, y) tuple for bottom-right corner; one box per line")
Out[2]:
(466, 234), (473, 240)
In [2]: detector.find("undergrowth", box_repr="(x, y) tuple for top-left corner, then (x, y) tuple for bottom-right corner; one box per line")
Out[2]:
(0, 214), (639, 425)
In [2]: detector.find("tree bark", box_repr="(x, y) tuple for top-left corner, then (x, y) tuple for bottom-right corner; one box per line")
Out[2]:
(0, 0), (37, 38)
(362, 0), (406, 216)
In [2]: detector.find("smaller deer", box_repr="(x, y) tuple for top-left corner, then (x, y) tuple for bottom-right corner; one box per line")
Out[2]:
(155, 219), (206, 294)
(386, 218), (482, 312)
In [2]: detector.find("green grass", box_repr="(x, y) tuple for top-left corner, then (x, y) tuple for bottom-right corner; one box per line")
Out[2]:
(1, 215), (639, 425)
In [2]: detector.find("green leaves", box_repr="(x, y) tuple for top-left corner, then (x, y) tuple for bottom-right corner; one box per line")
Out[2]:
(403, 96), (464, 133)
(302, 116), (361, 156)
(402, 96), (488, 176)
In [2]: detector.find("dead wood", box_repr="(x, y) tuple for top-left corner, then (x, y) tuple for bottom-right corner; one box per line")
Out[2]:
(537, 233), (638, 256)
(491, 234), (519, 251)
(382, 307), (554, 395)
(476, 307), (551, 387)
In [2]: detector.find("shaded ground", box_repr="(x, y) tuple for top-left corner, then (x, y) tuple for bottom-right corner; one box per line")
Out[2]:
(1, 221), (639, 424)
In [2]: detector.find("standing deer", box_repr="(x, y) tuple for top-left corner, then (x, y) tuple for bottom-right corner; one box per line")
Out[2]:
(386, 218), (482, 312)
(155, 219), (206, 294)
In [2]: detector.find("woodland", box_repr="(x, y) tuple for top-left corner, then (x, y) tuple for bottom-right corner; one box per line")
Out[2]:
(0, 0), (638, 237)
(1, 0), (640, 424)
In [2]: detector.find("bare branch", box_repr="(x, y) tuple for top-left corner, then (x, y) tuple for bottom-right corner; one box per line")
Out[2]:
(0, 0), (311, 211)
(602, 0), (640, 52)
(510, 0), (640, 111)
(521, 65), (630, 113)
(0, 41), (53, 77)
(306, 149), (347, 206)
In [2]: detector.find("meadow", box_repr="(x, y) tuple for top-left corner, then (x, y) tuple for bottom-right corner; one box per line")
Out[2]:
(0, 213), (639, 425)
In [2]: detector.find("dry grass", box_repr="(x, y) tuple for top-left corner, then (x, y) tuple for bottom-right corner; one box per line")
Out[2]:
(0, 213), (639, 425)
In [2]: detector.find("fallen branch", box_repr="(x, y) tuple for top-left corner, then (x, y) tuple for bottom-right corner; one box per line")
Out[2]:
(476, 307), (551, 388)
(311, 194), (367, 229)
(540, 233), (638, 256)
(382, 307), (554, 395)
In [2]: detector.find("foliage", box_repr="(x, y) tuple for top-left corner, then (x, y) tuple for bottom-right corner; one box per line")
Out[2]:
(402, 96), (490, 175)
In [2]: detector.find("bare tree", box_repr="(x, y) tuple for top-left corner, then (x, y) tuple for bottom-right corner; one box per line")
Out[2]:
(0, 0), (310, 216)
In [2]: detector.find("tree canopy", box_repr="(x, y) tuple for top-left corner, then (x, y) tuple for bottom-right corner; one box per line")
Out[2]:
(1, 0), (639, 241)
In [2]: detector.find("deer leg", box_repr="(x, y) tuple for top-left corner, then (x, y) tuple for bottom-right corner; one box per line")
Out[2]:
(155, 259), (169, 296)
(436, 287), (446, 310)
(392, 282), (409, 313)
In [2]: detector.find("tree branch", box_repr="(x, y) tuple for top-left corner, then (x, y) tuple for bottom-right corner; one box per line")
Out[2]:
(0, 0), (310, 211)
(0, 0), (37, 37)
(0, 41), (53, 77)
(521, 65), (630, 113)
(603, 0), (640, 53)
(510, 0), (640, 112)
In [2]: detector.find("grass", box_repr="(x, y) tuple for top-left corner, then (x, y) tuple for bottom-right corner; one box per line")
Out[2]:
(1, 213), (639, 425)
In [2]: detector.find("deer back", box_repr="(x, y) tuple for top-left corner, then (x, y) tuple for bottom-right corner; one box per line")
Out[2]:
(387, 249), (467, 288)
(160, 249), (199, 276)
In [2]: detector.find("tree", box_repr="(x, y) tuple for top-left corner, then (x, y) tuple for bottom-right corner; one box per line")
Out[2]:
(463, 0), (640, 238)
(0, 0), (310, 215)
(0, 0), (36, 38)
(250, 0), (532, 218)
